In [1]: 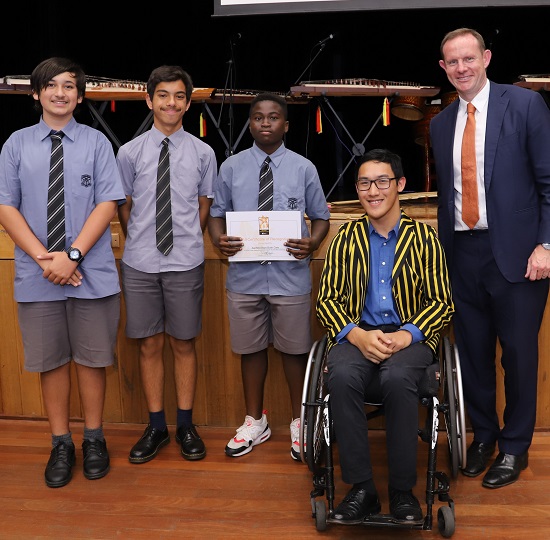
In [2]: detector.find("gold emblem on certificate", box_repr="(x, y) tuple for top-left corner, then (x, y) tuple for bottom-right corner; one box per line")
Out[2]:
(258, 215), (270, 235)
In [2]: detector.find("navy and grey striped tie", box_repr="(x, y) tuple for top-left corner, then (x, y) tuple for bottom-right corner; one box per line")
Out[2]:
(47, 130), (66, 252)
(156, 137), (173, 256)
(258, 156), (273, 265)
(258, 156), (273, 212)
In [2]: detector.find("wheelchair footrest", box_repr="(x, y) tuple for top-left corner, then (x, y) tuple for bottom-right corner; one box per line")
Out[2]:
(327, 513), (426, 529)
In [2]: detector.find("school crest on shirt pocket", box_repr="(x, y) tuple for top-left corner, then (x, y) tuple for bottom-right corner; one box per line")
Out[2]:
(287, 197), (298, 210)
(81, 174), (92, 188)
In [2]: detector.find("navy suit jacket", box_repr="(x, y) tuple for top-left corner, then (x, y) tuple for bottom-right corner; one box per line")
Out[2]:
(430, 82), (550, 282)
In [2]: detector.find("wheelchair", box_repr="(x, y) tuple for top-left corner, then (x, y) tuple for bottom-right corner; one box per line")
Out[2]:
(299, 334), (466, 537)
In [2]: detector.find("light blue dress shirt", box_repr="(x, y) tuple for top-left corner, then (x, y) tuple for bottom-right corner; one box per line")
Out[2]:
(0, 117), (125, 302)
(210, 142), (330, 296)
(116, 125), (216, 273)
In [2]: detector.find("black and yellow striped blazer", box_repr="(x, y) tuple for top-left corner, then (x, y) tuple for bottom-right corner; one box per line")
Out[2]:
(316, 211), (454, 355)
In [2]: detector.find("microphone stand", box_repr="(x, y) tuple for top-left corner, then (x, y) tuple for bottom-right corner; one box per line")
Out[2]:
(293, 43), (327, 86)
(216, 37), (238, 156)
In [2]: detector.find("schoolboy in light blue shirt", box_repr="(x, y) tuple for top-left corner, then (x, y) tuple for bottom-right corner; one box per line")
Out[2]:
(209, 92), (330, 461)
(117, 65), (216, 464)
(0, 57), (125, 488)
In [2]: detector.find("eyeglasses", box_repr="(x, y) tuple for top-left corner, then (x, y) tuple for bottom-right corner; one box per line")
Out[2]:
(356, 177), (398, 191)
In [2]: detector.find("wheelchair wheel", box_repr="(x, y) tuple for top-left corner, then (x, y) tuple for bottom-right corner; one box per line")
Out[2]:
(451, 342), (467, 470)
(442, 336), (459, 478)
(314, 499), (327, 532)
(304, 335), (328, 474)
(299, 338), (323, 464)
(437, 505), (455, 538)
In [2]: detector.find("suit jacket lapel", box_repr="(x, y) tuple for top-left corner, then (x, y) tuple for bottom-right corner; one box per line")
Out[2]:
(484, 82), (508, 193)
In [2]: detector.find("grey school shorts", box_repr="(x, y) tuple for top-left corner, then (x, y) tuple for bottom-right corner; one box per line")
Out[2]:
(226, 290), (312, 355)
(121, 261), (204, 340)
(18, 294), (120, 373)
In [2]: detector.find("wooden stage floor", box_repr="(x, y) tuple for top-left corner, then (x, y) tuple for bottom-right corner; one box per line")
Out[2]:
(2, 419), (550, 539)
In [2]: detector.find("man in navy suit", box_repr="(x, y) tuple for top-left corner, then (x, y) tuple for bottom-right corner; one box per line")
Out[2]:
(431, 27), (550, 489)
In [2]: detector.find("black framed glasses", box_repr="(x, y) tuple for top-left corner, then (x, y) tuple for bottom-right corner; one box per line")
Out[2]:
(356, 177), (398, 191)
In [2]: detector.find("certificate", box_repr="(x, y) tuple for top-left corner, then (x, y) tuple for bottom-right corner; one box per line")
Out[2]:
(226, 210), (302, 262)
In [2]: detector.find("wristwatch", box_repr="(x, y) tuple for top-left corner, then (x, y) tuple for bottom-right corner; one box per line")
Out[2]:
(66, 247), (85, 264)
(542, 243), (550, 250)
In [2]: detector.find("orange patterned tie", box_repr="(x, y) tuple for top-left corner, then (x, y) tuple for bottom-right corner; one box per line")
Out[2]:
(461, 102), (479, 229)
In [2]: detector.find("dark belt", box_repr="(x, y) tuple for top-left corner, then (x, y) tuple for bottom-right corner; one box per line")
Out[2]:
(359, 322), (400, 332)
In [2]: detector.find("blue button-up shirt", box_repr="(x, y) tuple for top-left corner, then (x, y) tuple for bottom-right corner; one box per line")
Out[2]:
(117, 125), (216, 273)
(210, 142), (330, 296)
(0, 117), (125, 302)
(336, 222), (423, 343)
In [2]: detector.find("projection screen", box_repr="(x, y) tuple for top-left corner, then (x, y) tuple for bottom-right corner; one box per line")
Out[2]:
(214, 0), (550, 16)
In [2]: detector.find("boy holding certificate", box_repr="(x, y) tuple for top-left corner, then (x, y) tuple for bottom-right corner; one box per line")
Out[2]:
(209, 93), (329, 461)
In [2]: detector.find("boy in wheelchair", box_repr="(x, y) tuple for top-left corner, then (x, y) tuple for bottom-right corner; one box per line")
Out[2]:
(316, 149), (454, 525)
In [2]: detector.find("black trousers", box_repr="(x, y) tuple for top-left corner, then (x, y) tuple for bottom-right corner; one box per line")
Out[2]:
(452, 231), (549, 454)
(326, 329), (433, 491)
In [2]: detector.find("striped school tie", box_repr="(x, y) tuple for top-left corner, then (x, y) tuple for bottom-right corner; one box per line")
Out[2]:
(258, 156), (273, 212)
(47, 130), (66, 252)
(156, 137), (173, 255)
(258, 156), (273, 265)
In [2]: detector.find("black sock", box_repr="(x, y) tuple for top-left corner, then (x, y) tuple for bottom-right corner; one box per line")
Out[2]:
(177, 408), (193, 430)
(149, 410), (167, 431)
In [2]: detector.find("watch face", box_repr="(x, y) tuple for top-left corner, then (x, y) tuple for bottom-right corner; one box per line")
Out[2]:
(69, 249), (81, 260)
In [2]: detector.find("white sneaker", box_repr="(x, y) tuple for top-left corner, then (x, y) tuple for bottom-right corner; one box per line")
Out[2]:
(290, 418), (302, 462)
(225, 413), (271, 457)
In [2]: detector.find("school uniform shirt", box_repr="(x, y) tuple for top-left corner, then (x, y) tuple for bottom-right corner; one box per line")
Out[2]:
(210, 142), (330, 296)
(117, 125), (216, 273)
(0, 117), (125, 302)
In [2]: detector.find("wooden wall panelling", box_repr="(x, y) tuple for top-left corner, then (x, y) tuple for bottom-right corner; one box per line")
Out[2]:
(0, 261), (43, 417)
(538, 319), (550, 420)
(116, 282), (145, 424)
(199, 259), (231, 426)
(2, 204), (550, 429)
(0, 261), (20, 415)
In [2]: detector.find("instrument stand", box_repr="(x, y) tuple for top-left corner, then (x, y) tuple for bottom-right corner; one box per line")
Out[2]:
(86, 101), (123, 149)
(323, 94), (396, 200)
(133, 110), (154, 139)
(202, 101), (249, 156)
(87, 101), (154, 150)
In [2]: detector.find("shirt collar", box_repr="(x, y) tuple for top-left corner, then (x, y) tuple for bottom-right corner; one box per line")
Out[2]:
(151, 125), (185, 149)
(39, 116), (78, 142)
(368, 218), (400, 241)
(251, 141), (286, 168)
(459, 79), (490, 116)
